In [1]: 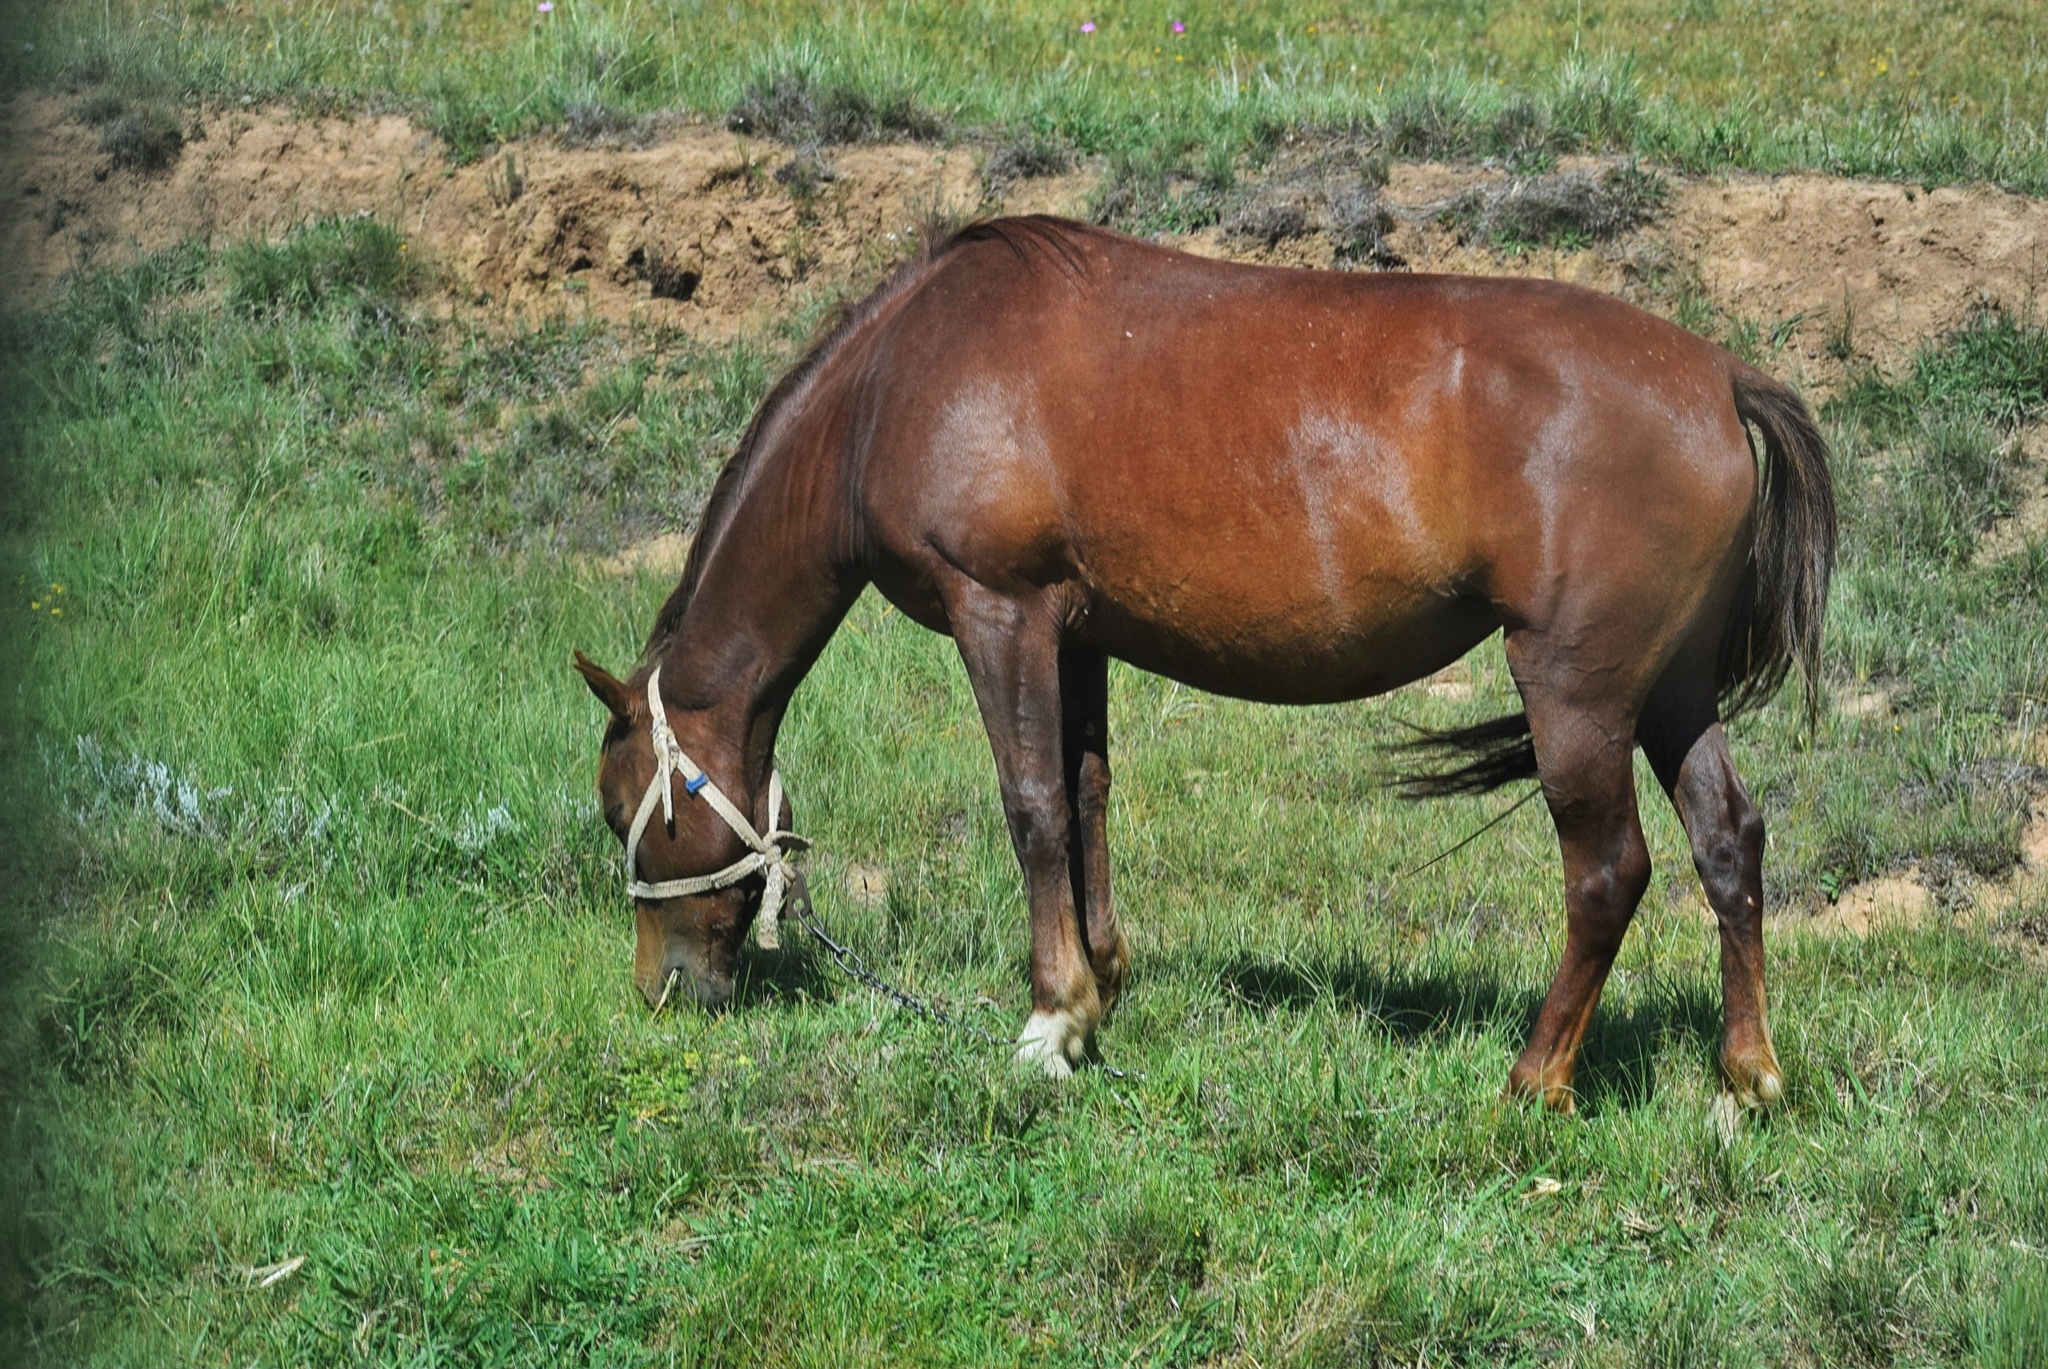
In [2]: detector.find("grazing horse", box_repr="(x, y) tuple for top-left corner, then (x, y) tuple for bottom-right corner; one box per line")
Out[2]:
(574, 216), (1833, 1112)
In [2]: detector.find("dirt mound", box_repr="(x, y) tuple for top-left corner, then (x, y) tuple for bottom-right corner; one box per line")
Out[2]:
(0, 93), (980, 334)
(1672, 174), (2048, 373)
(1199, 157), (2048, 382)
(441, 134), (977, 329)
(1810, 871), (1939, 936)
(2, 96), (430, 305)
(5, 92), (2047, 364)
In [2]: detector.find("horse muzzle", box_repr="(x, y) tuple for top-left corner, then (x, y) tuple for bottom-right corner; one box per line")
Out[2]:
(637, 942), (734, 1013)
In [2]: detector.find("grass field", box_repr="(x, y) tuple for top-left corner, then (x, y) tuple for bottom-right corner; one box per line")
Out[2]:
(5, 2), (2048, 1366)
(10, 0), (2048, 189)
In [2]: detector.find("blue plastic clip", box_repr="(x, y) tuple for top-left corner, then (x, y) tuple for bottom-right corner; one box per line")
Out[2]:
(685, 772), (710, 795)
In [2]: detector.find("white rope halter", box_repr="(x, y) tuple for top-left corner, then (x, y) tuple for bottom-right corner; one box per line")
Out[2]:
(623, 666), (809, 949)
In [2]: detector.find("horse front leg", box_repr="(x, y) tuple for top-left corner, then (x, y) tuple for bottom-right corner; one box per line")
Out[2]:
(1062, 645), (1129, 1015)
(947, 584), (1102, 1077)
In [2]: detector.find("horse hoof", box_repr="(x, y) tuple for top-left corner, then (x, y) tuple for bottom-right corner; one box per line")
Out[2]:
(1015, 1009), (1087, 1079)
(1727, 1071), (1784, 1112)
(1503, 1066), (1577, 1115)
(1721, 1048), (1785, 1111)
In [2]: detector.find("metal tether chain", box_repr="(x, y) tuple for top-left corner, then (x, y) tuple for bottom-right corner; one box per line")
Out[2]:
(784, 873), (1145, 1082)
(777, 784), (1536, 1083)
(640, 666), (1528, 1087)
(759, 785), (1535, 1085)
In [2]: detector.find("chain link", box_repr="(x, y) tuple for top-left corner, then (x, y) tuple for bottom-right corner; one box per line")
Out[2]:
(770, 784), (1540, 1085)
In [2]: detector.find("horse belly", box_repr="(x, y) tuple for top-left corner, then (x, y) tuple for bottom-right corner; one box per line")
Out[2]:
(1058, 422), (1496, 703)
(1082, 572), (1500, 706)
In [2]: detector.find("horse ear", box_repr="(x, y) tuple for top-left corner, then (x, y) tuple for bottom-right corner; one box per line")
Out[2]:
(573, 651), (632, 720)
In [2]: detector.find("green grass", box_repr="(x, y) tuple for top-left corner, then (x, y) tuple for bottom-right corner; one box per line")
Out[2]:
(3, 207), (2047, 1365)
(10, 0), (2048, 191)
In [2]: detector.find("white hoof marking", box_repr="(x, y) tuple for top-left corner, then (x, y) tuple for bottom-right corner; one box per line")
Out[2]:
(1014, 1009), (1088, 1079)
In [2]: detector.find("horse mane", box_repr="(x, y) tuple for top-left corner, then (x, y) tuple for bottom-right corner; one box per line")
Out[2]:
(637, 216), (1094, 664)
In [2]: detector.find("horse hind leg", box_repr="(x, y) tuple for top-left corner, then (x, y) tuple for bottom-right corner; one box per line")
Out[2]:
(1639, 675), (1783, 1110)
(1504, 655), (1655, 1113)
(1062, 645), (1129, 1014)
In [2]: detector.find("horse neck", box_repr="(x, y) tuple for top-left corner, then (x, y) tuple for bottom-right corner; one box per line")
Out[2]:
(656, 393), (863, 794)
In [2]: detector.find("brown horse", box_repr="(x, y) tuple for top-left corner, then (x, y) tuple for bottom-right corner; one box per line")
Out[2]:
(574, 216), (1834, 1112)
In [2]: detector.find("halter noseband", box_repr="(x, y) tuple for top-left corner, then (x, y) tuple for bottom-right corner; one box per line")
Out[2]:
(622, 666), (809, 948)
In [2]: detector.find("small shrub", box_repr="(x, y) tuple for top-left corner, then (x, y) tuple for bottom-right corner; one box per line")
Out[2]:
(1441, 163), (1666, 249)
(1221, 191), (1311, 247)
(772, 148), (838, 200)
(1215, 133), (1401, 267)
(726, 69), (940, 145)
(1377, 68), (1483, 158)
(70, 89), (129, 127)
(1090, 143), (1226, 235)
(1481, 95), (1555, 160)
(559, 101), (651, 150)
(1330, 186), (1401, 267)
(982, 133), (1073, 195)
(99, 106), (184, 174)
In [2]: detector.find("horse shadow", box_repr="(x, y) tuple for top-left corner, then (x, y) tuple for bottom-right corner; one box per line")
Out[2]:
(734, 919), (1724, 1114)
(1200, 953), (1723, 1115)
(730, 943), (839, 1009)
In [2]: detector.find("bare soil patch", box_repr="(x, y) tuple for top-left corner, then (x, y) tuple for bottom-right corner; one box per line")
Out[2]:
(0, 93), (980, 335)
(9, 93), (2047, 373)
(589, 532), (692, 579)
(1810, 799), (2048, 952)
(1671, 174), (2048, 372)
(1202, 154), (2048, 385)
(1811, 871), (1939, 937)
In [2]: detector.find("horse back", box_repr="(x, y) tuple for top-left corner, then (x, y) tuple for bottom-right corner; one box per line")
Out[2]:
(853, 222), (1758, 702)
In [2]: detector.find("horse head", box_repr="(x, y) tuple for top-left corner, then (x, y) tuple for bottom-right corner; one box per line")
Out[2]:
(573, 651), (773, 1012)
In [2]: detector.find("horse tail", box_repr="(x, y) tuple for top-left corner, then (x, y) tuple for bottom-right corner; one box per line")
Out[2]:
(1392, 712), (1539, 799)
(1393, 364), (1835, 800)
(1721, 365), (1836, 723)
